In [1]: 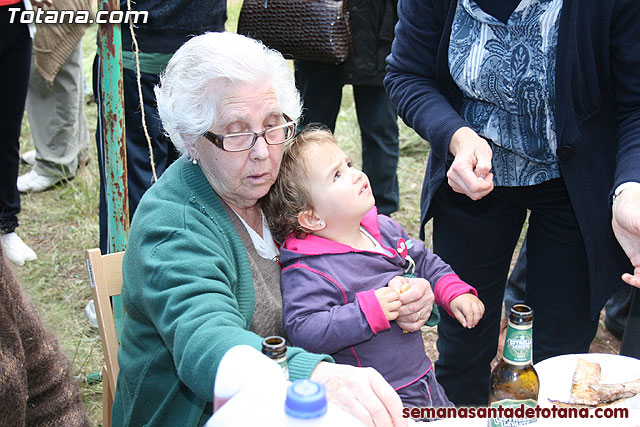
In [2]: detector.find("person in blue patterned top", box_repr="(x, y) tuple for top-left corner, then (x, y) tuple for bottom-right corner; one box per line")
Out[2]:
(450, 0), (562, 187)
(385, 0), (640, 406)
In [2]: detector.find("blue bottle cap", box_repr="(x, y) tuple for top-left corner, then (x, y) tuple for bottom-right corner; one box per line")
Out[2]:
(285, 379), (328, 419)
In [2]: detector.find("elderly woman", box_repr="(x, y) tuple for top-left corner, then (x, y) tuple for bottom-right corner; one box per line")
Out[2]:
(112, 32), (432, 426)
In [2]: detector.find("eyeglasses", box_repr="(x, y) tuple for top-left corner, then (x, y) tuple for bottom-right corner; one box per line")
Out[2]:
(202, 114), (296, 152)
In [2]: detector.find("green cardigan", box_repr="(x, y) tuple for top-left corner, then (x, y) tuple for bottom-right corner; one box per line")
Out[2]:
(112, 159), (331, 426)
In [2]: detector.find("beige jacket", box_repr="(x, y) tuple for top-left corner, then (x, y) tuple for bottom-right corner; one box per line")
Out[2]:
(32, 0), (95, 83)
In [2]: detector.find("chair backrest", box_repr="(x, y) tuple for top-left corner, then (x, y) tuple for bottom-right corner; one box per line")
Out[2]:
(86, 248), (125, 426)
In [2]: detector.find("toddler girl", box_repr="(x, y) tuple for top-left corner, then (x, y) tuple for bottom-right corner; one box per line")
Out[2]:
(262, 128), (485, 408)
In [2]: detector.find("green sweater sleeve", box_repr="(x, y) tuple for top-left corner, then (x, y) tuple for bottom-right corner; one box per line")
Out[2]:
(126, 197), (330, 402)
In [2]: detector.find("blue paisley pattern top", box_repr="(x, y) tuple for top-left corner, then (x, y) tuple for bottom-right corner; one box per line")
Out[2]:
(449, 0), (563, 186)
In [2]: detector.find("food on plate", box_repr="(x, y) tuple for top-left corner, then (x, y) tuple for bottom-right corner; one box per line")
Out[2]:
(549, 358), (640, 407)
(592, 379), (640, 403)
(571, 358), (601, 405)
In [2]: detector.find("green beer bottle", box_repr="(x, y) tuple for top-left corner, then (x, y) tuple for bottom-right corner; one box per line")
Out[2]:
(488, 304), (539, 426)
(262, 335), (289, 380)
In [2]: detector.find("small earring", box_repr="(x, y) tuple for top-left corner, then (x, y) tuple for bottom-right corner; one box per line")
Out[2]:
(192, 158), (198, 165)
(319, 220), (325, 227)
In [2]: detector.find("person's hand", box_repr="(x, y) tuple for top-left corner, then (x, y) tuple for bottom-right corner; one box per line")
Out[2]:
(447, 127), (494, 200)
(310, 362), (407, 426)
(388, 276), (434, 332)
(612, 185), (640, 288)
(449, 293), (485, 328)
(374, 287), (402, 321)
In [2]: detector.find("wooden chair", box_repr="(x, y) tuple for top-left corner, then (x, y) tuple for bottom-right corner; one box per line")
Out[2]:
(86, 248), (125, 427)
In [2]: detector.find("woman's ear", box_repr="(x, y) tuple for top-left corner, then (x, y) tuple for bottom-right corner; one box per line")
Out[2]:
(298, 210), (325, 232)
(185, 142), (198, 162)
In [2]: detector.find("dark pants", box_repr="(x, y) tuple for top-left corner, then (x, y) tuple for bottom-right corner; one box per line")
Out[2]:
(621, 288), (640, 359)
(0, 5), (31, 234)
(93, 55), (177, 253)
(604, 287), (632, 339)
(431, 179), (599, 406)
(507, 239), (631, 339)
(504, 237), (527, 316)
(294, 62), (400, 216)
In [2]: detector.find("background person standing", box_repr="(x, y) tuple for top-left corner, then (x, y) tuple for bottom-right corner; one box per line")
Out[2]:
(94, 0), (228, 254)
(18, 0), (92, 193)
(386, 0), (640, 405)
(294, 0), (400, 216)
(0, 0), (36, 266)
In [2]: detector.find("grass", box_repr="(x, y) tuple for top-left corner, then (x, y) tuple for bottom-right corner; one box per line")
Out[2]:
(13, 1), (617, 426)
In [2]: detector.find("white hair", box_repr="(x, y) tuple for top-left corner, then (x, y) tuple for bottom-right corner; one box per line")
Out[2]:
(154, 32), (302, 157)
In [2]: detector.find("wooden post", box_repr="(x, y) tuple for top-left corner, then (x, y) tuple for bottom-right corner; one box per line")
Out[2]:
(98, 0), (128, 339)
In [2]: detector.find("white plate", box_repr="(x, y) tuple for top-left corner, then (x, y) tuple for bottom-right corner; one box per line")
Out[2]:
(534, 353), (640, 425)
(535, 353), (640, 406)
(430, 354), (640, 426)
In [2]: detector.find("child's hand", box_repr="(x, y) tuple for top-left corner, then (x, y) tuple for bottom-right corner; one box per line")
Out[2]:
(374, 287), (402, 321)
(388, 276), (434, 331)
(388, 275), (411, 294)
(449, 293), (485, 328)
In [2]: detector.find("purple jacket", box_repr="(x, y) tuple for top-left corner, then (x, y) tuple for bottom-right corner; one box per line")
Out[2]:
(280, 208), (476, 391)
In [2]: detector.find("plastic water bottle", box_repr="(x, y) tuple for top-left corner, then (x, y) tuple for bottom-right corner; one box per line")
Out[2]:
(205, 345), (365, 426)
(284, 379), (356, 425)
(211, 345), (285, 413)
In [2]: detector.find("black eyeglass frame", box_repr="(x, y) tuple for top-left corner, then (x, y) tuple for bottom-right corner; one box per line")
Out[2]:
(202, 114), (296, 152)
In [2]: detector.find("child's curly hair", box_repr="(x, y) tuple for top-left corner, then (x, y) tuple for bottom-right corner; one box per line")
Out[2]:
(261, 127), (338, 243)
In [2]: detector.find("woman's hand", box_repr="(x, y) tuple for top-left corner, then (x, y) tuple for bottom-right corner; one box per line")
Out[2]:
(449, 293), (485, 328)
(388, 277), (434, 332)
(447, 127), (494, 200)
(612, 185), (640, 288)
(310, 362), (407, 426)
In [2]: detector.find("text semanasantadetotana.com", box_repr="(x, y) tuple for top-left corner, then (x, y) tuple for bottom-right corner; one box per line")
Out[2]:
(7, 8), (148, 25)
(403, 404), (629, 420)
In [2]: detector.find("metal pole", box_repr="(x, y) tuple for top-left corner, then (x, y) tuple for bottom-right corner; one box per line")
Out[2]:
(98, 0), (128, 339)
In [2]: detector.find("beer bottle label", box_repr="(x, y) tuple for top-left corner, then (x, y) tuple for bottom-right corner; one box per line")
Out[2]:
(273, 356), (289, 381)
(488, 398), (537, 427)
(502, 323), (532, 365)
